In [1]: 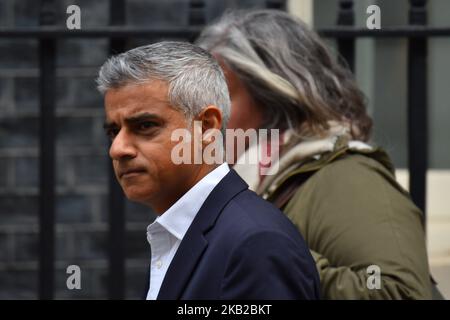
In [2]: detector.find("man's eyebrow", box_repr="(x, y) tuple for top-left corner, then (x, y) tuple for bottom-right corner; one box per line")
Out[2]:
(103, 113), (162, 130)
(103, 121), (117, 130)
(124, 112), (162, 124)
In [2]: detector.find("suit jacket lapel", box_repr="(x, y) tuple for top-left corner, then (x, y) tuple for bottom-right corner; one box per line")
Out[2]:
(156, 169), (248, 299)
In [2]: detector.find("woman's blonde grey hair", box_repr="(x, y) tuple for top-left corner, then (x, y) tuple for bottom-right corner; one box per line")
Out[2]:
(196, 9), (372, 141)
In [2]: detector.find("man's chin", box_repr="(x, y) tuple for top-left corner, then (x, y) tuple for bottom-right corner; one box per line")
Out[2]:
(126, 195), (154, 209)
(122, 187), (153, 205)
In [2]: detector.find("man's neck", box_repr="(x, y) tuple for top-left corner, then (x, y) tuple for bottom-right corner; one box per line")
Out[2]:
(152, 164), (220, 215)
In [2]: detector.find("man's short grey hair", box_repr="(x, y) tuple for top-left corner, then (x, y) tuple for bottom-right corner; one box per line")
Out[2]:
(96, 41), (230, 134)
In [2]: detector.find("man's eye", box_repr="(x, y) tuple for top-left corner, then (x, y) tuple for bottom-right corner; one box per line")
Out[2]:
(138, 122), (157, 131)
(106, 128), (119, 140)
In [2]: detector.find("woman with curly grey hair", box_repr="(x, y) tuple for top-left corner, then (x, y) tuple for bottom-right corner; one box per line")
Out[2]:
(196, 9), (433, 299)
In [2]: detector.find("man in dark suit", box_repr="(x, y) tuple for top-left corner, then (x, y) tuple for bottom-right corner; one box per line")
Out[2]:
(97, 41), (320, 299)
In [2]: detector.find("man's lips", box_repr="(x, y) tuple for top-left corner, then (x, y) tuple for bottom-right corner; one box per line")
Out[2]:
(118, 168), (146, 179)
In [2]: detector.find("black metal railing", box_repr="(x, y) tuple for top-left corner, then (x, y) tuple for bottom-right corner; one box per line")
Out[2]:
(0, 0), (443, 299)
(38, 0), (57, 300)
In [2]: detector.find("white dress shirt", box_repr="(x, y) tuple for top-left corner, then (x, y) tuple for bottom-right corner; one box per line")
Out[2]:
(146, 163), (230, 300)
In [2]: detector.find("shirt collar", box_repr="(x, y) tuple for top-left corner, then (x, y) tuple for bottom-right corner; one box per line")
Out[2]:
(147, 163), (230, 242)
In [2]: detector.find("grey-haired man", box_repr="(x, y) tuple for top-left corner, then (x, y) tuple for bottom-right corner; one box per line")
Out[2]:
(97, 41), (320, 300)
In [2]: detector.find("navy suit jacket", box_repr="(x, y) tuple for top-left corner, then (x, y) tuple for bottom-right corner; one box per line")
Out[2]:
(145, 169), (320, 300)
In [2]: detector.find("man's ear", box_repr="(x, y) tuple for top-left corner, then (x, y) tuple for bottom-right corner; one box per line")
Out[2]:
(197, 105), (222, 143)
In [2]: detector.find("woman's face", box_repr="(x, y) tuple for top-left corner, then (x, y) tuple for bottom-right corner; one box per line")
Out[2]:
(216, 57), (264, 131)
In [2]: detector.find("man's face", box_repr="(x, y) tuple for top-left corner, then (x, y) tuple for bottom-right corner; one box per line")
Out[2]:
(103, 80), (201, 213)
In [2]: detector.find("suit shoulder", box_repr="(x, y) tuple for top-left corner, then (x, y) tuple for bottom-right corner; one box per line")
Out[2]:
(217, 189), (305, 245)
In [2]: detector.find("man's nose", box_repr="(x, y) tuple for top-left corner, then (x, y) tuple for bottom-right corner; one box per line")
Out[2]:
(109, 130), (137, 160)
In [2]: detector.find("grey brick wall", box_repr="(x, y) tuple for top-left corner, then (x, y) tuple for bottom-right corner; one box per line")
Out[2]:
(0, 0), (273, 300)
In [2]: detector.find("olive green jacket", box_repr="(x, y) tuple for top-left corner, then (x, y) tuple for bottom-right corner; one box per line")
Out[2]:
(265, 143), (432, 299)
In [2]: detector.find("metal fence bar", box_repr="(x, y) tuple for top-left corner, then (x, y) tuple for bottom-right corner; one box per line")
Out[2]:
(3, 26), (450, 38)
(189, 0), (205, 26)
(336, 0), (355, 71)
(266, 0), (286, 10)
(38, 0), (56, 300)
(108, 0), (127, 300)
(187, 0), (205, 42)
(0, 27), (202, 38)
(407, 0), (428, 220)
(318, 26), (450, 38)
